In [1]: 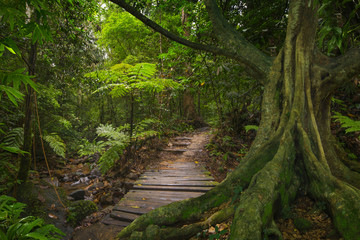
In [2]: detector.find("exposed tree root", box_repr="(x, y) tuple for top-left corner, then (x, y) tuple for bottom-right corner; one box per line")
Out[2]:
(229, 130), (297, 239)
(298, 124), (360, 239)
(128, 206), (235, 240)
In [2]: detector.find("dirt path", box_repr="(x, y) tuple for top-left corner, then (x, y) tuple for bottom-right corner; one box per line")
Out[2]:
(72, 129), (214, 240)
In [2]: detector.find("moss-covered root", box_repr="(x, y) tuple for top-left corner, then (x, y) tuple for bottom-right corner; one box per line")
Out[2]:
(229, 133), (297, 240)
(128, 206), (235, 240)
(298, 125), (360, 239)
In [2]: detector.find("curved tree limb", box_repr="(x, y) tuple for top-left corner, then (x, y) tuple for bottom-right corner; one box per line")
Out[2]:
(203, 0), (273, 81)
(109, 0), (273, 81)
(319, 47), (360, 93)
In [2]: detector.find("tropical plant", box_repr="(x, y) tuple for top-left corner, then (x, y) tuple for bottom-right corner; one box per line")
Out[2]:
(332, 112), (360, 138)
(0, 195), (65, 240)
(43, 133), (66, 158)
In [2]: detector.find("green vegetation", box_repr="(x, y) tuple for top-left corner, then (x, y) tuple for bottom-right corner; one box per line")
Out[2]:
(0, 0), (359, 239)
(0, 195), (64, 239)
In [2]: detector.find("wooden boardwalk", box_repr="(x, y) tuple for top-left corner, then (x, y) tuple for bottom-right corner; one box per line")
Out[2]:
(102, 135), (217, 228)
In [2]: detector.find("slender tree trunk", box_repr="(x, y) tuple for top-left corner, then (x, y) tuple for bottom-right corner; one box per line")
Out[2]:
(17, 42), (37, 184)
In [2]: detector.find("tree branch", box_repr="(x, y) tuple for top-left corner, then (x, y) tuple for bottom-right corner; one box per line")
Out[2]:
(331, 47), (360, 85)
(109, 0), (272, 80)
(203, 0), (273, 80)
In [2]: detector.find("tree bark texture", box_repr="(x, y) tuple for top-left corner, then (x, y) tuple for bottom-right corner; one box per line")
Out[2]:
(111, 0), (360, 239)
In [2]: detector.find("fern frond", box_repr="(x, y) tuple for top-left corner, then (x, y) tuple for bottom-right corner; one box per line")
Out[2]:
(97, 145), (124, 174)
(43, 133), (66, 158)
(244, 125), (259, 132)
(96, 124), (128, 142)
(2, 127), (23, 149)
(332, 112), (360, 135)
(77, 139), (106, 157)
(129, 63), (157, 80)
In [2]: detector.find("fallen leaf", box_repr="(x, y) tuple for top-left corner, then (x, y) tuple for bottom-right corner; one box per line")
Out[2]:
(137, 184), (142, 186)
(195, 161), (199, 164)
(142, 198), (146, 200)
(48, 213), (58, 219)
(131, 206), (140, 208)
(51, 204), (56, 210)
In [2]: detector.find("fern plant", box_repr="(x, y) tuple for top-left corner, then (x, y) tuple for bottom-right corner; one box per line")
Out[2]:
(332, 112), (360, 138)
(43, 133), (66, 158)
(0, 127), (27, 193)
(0, 195), (65, 240)
(133, 118), (162, 139)
(244, 125), (259, 132)
(77, 139), (107, 157)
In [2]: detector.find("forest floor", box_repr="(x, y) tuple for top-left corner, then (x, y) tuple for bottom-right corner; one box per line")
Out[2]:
(41, 127), (344, 239)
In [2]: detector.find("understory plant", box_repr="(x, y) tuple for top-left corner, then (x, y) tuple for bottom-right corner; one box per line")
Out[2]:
(0, 195), (64, 240)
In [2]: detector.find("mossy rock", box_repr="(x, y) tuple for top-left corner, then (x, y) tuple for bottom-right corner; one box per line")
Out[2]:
(67, 200), (98, 227)
(293, 217), (312, 233)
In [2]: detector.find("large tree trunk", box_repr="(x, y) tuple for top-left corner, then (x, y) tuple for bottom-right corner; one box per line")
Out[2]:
(111, 0), (360, 239)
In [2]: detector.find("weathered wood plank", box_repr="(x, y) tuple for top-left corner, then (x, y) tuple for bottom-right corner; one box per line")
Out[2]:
(113, 205), (153, 215)
(126, 190), (204, 199)
(139, 176), (215, 181)
(174, 137), (192, 141)
(132, 184), (212, 192)
(110, 211), (140, 222)
(102, 215), (130, 227)
(135, 179), (218, 187)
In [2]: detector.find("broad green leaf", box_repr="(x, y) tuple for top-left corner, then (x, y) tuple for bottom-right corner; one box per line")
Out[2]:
(25, 232), (48, 240)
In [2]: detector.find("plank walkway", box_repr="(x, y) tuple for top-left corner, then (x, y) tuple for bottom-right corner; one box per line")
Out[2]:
(102, 135), (217, 228)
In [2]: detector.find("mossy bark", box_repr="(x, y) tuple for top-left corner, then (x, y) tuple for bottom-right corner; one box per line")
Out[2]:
(113, 0), (360, 239)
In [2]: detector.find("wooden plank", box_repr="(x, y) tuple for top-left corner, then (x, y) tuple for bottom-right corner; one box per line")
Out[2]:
(135, 179), (218, 187)
(139, 176), (215, 181)
(162, 149), (188, 153)
(171, 142), (191, 146)
(117, 199), (169, 209)
(143, 169), (211, 175)
(102, 215), (130, 227)
(126, 190), (204, 198)
(110, 211), (140, 222)
(113, 205), (151, 215)
(174, 137), (192, 141)
(132, 185), (212, 192)
(124, 194), (197, 203)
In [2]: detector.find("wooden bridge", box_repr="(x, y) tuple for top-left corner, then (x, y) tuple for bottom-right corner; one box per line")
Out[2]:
(102, 135), (217, 228)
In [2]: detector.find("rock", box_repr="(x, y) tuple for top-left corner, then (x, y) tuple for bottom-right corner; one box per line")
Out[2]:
(112, 180), (123, 189)
(88, 182), (104, 191)
(75, 171), (84, 177)
(293, 217), (312, 233)
(63, 174), (71, 182)
(42, 177), (59, 187)
(127, 172), (139, 180)
(69, 189), (86, 200)
(100, 193), (113, 205)
(90, 167), (101, 177)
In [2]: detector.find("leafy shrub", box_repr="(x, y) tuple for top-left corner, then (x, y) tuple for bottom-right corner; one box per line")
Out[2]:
(0, 195), (64, 240)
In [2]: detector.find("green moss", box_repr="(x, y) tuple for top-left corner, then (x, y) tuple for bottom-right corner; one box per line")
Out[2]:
(67, 200), (98, 227)
(261, 202), (273, 225)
